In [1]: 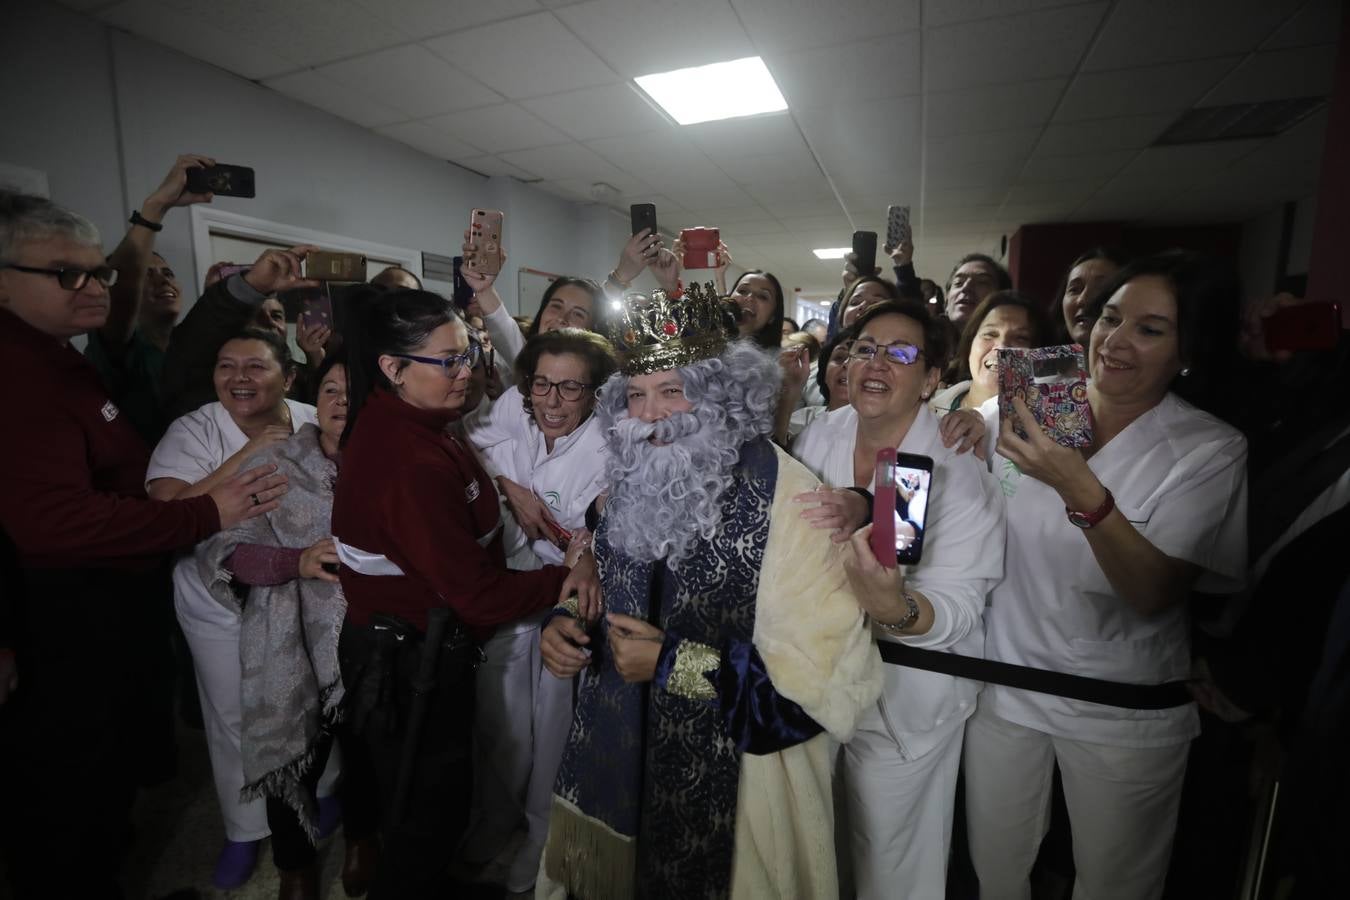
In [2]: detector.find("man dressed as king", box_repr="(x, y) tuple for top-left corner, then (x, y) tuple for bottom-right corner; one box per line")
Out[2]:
(537, 283), (882, 900)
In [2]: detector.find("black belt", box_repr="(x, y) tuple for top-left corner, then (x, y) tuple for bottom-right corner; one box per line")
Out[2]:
(876, 642), (1193, 710)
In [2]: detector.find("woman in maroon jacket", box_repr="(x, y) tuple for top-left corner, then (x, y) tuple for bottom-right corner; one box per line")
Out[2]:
(331, 286), (597, 899)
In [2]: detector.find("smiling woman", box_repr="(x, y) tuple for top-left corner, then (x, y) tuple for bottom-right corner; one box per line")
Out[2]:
(145, 326), (320, 875)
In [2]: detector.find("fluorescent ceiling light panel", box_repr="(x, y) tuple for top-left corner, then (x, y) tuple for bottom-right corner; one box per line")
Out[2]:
(635, 56), (787, 125)
(813, 247), (850, 259)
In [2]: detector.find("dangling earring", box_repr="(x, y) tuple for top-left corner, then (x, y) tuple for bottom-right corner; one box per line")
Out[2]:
(1180, 367), (1191, 377)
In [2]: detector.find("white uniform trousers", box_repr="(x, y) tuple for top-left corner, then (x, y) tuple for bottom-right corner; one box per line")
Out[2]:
(843, 712), (965, 900)
(470, 621), (575, 881)
(962, 703), (1189, 900)
(180, 612), (340, 842)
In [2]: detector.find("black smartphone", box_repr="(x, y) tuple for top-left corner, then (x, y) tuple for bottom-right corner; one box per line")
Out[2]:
(186, 164), (256, 198)
(852, 230), (877, 278)
(630, 203), (658, 238)
(451, 256), (474, 309)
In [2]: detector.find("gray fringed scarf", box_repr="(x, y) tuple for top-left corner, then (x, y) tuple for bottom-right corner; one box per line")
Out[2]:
(197, 423), (346, 840)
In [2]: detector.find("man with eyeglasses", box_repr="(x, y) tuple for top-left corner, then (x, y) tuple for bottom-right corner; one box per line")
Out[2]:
(0, 190), (286, 900)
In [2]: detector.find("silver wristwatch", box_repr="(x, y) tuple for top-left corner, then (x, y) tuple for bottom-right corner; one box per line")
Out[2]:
(875, 589), (921, 635)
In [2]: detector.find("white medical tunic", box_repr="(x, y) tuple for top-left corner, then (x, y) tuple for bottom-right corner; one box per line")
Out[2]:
(980, 391), (1247, 747)
(795, 403), (1006, 757)
(148, 400), (318, 634)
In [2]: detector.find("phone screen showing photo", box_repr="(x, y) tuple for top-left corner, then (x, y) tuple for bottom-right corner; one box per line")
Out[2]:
(892, 456), (932, 565)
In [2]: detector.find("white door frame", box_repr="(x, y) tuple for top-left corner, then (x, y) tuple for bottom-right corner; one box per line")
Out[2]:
(188, 207), (422, 289)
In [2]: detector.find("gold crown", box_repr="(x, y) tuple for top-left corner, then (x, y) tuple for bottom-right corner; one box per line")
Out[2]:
(608, 282), (728, 376)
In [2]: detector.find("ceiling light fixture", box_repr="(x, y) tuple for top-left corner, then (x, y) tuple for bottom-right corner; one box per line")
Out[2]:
(812, 247), (850, 259)
(635, 56), (787, 126)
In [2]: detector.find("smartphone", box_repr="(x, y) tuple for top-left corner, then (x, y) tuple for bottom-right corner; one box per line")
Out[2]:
(186, 164), (255, 198)
(870, 449), (933, 567)
(630, 203), (658, 238)
(1264, 301), (1342, 353)
(304, 251), (367, 282)
(300, 293), (333, 332)
(680, 226), (721, 269)
(885, 205), (911, 251)
(215, 263), (250, 281)
(852, 230), (877, 278)
(998, 345), (1093, 448)
(451, 256), (474, 309)
(465, 208), (505, 276)
(543, 518), (574, 552)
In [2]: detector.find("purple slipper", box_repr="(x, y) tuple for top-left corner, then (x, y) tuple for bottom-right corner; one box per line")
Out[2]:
(316, 794), (342, 840)
(211, 839), (260, 890)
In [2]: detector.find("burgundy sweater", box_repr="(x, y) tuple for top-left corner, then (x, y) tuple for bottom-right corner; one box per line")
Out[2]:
(0, 311), (219, 570)
(332, 389), (567, 634)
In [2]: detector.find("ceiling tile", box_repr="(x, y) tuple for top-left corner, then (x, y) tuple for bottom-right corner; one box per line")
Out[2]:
(1082, 0), (1305, 72)
(586, 130), (714, 183)
(678, 206), (779, 225)
(683, 113), (807, 160)
(731, 0), (920, 53)
(99, 0), (301, 80)
(263, 70), (409, 128)
(423, 12), (616, 99)
(1017, 149), (1138, 183)
(264, 0), (410, 68)
(924, 3), (1108, 92)
(552, 0), (755, 75)
(922, 0), (1103, 28)
(642, 175), (757, 211)
(349, 0), (542, 40)
(918, 187), (1009, 208)
(1003, 179), (1103, 206)
(1055, 57), (1241, 121)
(548, 174), (657, 200)
(499, 142), (636, 182)
(1109, 140), (1266, 186)
(924, 78), (1067, 139)
(1264, 0), (1343, 50)
(926, 159), (1026, 189)
(316, 45), (500, 118)
(374, 121), (480, 160)
(1035, 113), (1173, 154)
(745, 177), (840, 208)
(519, 83), (672, 140)
(927, 127), (1045, 165)
(1201, 44), (1338, 106)
(763, 31), (921, 111)
(421, 103), (571, 154)
(455, 155), (541, 179)
(713, 150), (823, 187)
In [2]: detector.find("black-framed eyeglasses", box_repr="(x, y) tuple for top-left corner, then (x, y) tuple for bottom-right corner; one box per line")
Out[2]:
(529, 376), (594, 401)
(2, 263), (118, 290)
(393, 342), (482, 377)
(848, 340), (925, 366)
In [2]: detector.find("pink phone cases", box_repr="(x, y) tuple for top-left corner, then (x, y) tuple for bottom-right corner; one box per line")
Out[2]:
(870, 448), (898, 569)
(997, 344), (1093, 448)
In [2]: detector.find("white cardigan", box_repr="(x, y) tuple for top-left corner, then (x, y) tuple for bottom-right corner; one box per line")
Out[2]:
(793, 403), (1007, 757)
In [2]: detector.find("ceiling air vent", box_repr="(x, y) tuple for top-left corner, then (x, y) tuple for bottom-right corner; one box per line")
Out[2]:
(1153, 96), (1327, 146)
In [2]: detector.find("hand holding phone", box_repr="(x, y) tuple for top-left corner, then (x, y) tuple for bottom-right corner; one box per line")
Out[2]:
(186, 163), (255, 198)
(304, 251), (366, 282)
(869, 449), (933, 567)
(1263, 300), (1342, 354)
(630, 203), (658, 238)
(465, 208), (505, 276)
(680, 227), (721, 270)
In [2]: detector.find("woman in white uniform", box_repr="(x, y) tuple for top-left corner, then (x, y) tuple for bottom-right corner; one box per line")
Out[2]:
(793, 300), (1006, 899)
(965, 251), (1248, 900)
(147, 329), (335, 889)
(461, 328), (617, 893)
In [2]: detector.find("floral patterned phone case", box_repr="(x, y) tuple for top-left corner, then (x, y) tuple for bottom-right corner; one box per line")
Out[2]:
(997, 344), (1092, 448)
